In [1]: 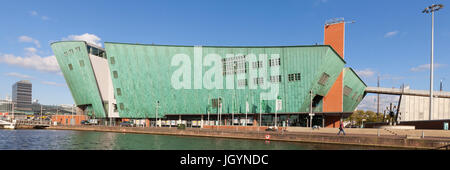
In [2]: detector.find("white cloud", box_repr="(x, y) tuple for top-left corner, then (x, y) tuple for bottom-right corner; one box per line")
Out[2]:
(62, 33), (102, 47)
(18, 36), (41, 48)
(41, 16), (50, 20)
(4, 72), (34, 79)
(24, 47), (37, 54)
(313, 0), (328, 6)
(29, 10), (50, 21)
(410, 63), (446, 72)
(356, 68), (375, 79)
(29, 11), (38, 16)
(357, 95), (400, 112)
(384, 31), (399, 38)
(41, 81), (66, 87)
(0, 48), (60, 74)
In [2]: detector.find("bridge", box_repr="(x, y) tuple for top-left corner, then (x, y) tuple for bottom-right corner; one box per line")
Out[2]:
(365, 86), (450, 98)
(364, 86), (450, 125)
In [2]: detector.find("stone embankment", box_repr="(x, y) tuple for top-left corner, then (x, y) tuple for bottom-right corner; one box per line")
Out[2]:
(47, 125), (450, 149)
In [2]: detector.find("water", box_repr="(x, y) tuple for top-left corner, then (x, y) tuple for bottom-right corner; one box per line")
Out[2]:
(0, 129), (396, 150)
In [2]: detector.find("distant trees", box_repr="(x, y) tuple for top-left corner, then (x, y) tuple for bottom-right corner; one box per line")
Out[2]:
(345, 110), (391, 126)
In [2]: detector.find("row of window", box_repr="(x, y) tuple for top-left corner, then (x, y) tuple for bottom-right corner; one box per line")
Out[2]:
(270, 75), (282, 83)
(67, 60), (86, 71)
(252, 61), (263, 69)
(222, 56), (247, 75)
(238, 79), (248, 87)
(233, 72), (333, 87)
(211, 98), (222, 108)
(288, 73), (301, 82)
(269, 58), (281, 67)
(87, 45), (106, 58)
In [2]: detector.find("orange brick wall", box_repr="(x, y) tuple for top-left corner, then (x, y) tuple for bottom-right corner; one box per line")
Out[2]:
(324, 22), (345, 58)
(322, 22), (345, 128)
(323, 22), (345, 113)
(323, 71), (344, 112)
(51, 115), (88, 125)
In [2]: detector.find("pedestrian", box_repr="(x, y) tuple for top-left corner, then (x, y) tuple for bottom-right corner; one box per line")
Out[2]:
(337, 122), (345, 135)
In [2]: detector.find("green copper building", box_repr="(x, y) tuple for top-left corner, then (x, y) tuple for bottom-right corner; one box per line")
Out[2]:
(50, 40), (366, 128)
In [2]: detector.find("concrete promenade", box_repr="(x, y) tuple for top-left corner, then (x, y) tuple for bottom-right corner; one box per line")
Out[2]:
(46, 125), (450, 149)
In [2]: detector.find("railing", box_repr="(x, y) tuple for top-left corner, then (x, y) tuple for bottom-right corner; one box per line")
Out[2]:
(15, 120), (51, 126)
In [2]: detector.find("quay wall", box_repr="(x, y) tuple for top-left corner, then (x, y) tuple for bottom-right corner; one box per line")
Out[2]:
(46, 125), (450, 149)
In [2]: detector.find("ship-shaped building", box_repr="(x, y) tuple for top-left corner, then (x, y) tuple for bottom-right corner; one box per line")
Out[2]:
(51, 19), (366, 128)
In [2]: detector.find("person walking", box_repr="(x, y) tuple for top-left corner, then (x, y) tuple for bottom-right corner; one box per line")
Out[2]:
(337, 122), (345, 135)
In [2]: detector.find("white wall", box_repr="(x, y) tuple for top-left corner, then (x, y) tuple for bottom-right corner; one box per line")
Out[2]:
(399, 95), (450, 121)
(89, 54), (119, 118)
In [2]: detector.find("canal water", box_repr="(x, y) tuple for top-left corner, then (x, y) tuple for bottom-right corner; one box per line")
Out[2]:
(0, 129), (396, 150)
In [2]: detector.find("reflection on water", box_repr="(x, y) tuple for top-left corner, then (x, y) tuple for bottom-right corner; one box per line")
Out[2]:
(0, 129), (397, 150)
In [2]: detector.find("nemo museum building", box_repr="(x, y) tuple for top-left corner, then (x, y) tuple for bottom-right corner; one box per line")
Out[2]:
(51, 20), (366, 128)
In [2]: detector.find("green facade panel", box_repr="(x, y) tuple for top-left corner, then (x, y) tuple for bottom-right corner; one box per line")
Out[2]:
(51, 41), (107, 118)
(343, 67), (367, 112)
(104, 43), (346, 118)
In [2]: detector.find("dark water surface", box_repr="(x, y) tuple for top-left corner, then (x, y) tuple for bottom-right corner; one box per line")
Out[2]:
(0, 129), (398, 150)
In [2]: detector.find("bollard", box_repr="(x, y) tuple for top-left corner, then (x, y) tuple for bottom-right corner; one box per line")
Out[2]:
(377, 129), (380, 137)
(422, 131), (425, 138)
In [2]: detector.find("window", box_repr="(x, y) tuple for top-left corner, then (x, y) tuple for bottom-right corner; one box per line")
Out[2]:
(238, 79), (248, 87)
(295, 73), (301, 81)
(119, 103), (124, 110)
(270, 75), (282, 83)
(79, 60), (85, 67)
(212, 98), (222, 108)
(254, 77), (264, 85)
(288, 74), (295, 82)
(87, 45), (106, 58)
(113, 71), (118, 79)
(288, 73), (300, 82)
(222, 56), (247, 75)
(269, 58), (281, 67)
(252, 61), (263, 69)
(116, 88), (122, 96)
(87, 46), (92, 54)
(318, 73), (330, 85)
(344, 86), (353, 96)
(110, 57), (115, 65)
(68, 64), (73, 70)
(99, 51), (106, 58)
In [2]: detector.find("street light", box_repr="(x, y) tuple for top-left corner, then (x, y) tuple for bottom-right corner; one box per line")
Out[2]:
(422, 4), (444, 120)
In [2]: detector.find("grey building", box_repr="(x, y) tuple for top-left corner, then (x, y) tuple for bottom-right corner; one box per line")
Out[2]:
(12, 80), (32, 112)
(0, 99), (13, 113)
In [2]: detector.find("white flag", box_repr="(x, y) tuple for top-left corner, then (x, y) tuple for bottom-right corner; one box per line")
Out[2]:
(276, 99), (282, 111)
(246, 102), (249, 113)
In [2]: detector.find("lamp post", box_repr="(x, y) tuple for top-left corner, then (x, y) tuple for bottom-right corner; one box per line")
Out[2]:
(422, 4), (444, 120)
(156, 101), (160, 127)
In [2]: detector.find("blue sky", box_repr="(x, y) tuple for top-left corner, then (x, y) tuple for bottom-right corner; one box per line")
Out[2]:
(0, 0), (449, 111)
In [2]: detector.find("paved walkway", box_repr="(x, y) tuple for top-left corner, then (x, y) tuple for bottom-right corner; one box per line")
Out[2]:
(286, 127), (450, 139)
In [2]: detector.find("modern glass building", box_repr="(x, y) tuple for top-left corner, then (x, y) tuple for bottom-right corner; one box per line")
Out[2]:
(12, 80), (32, 112)
(50, 20), (367, 128)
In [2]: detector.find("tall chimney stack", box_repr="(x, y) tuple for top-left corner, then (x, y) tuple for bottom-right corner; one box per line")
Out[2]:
(322, 18), (347, 113)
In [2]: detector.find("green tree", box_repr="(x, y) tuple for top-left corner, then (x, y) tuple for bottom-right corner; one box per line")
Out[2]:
(346, 110), (386, 126)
